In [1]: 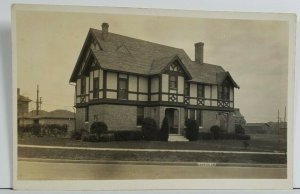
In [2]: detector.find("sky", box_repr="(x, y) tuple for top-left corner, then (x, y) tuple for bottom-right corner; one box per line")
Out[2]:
(16, 10), (289, 123)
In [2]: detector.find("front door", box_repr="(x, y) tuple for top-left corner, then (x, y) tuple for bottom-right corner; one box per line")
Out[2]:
(165, 108), (179, 134)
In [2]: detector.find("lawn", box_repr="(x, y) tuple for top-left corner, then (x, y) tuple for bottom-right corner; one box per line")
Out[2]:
(18, 133), (286, 153)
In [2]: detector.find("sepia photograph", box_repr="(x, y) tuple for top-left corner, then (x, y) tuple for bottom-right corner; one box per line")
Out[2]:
(12, 4), (295, 190)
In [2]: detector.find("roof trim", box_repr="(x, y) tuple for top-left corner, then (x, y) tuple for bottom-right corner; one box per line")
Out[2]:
(218, 72), (240, 89)
(160, 55), (192, 79)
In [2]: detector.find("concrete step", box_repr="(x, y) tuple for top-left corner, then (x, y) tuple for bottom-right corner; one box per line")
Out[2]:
(168, 135), (189, 142)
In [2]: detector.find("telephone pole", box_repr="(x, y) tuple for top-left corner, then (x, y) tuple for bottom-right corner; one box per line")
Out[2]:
(36, 85), (39, 115)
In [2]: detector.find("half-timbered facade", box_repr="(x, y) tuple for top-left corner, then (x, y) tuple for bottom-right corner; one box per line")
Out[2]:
(69, 23), (240, 136)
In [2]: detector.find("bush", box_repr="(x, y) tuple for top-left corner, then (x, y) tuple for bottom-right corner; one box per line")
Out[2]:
(219, 132), (236, 140)
(198, 132), (213, 140)
(99, 133), (115, 142)
(236, 134), (251, 140)
(235, 124), (245, 135)
(82, 133), (99, 142)
(114, 130), (142, 141)
(142, 117), (158, 141)
(210, 125), (221, 139)
(158, 117), (169, 141)
(90, 122), (108, 137)
(71, 129), (88, 140)
(32, 124), (41, 136)
(184, 119), (199, 141)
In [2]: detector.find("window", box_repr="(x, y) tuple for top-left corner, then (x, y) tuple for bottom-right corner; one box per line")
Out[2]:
(93, 77), (99, 99)
(169, 75), (177, 89)
(190, 109), (195, 120)
(197, 84), (204, 98)
(184, 82), (190, 96)
(80, 77), (86, 95)
(137, 107), (144, 126)
(85, 107), (89, 122)
(118, 77), (128, 100)
(218, 85), (230, 100)
(196, 110), (203, 126)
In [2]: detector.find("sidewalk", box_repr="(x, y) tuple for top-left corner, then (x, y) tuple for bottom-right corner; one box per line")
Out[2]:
(18, 157), (287, 168)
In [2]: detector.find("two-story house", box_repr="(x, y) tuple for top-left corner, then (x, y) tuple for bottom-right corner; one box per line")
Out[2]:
(69, 23), (240, 136)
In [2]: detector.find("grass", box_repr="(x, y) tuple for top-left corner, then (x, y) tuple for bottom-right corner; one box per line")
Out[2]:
(18, 133), (287, 153)
(18, 147), (286, 164)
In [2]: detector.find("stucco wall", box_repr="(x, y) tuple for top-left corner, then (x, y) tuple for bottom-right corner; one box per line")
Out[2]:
(201, 110), (235, 133)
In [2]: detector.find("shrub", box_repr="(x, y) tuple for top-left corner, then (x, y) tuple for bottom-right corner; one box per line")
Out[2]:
(235, 124), (245, 135)
(158, 117), (169, 141)
(141, 117), (158, 141)
(219, 132), (236, 140)
(210, 125), (221, 139)
(198, 132), (213, 140)
(32, 124), (41, 136)
(71, 129), (88, 140)
(236, 134), (251, 140)
(90, 122), (108, 137)
(99, 133), (115, 142)
(82, 133), (99, 142)
(184, 119), (199, 141)
(114, 130), (142, 141)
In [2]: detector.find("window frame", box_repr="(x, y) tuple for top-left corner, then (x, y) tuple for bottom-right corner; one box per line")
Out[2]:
(169, 75), (178, 89)
(80, 77), (86, 95)
(218, 84), (230, 100)
(118, 76), (128, 100)
(197, 84), (205, 98)
(93, 77), (99, 99)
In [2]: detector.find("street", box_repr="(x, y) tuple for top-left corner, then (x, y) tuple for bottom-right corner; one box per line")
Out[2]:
(18, 160), (287, 180)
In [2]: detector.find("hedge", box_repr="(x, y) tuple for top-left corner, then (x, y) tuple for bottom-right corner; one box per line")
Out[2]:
(184, 119), (199, 141)
(142, 117), (158, 141)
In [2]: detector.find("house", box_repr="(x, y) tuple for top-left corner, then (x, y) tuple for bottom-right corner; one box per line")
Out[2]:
(19, 110), (75, 135)
(244, 123), (272, 134)
(69, 23), (240, 136)
(17, 88), (31, 117)
(233, 108), (246, 127)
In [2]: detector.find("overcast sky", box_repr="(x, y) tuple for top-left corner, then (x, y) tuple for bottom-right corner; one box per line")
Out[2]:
(16, 10), (289, 123)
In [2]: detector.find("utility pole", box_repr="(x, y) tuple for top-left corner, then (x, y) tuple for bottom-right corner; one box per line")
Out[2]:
(36, 85), (39, 115)
(40, 97), (42, 111)
(277, 109), (280, 150)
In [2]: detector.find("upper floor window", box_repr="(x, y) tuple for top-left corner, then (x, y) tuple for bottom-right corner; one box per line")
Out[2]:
(169, 75), (177, 89)
(80, 77), (86, 95)
(184, 82), (190, 96)
(218, 85), (230, 100)
(93, 77), (99, 99)
(197, 84), (204, 98)
(118, 76), (128, 100)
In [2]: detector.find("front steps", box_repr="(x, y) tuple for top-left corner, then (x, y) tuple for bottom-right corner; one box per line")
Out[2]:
(168, 134), (189, 142)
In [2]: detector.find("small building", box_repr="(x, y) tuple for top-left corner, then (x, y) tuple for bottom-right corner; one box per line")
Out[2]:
(245, 123), (272, 134)
(19, 110), (75, 135)
(17, 88), (31, 117)
(69, 22), (240, 137)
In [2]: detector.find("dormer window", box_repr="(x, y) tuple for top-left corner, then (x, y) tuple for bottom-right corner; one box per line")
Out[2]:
(169, 75), (177, 89)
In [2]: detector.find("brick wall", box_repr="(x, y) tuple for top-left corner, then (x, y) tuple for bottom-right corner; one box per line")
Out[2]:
(201, 110), (235, 133)
(75, 107), (88, 130)
(89, 104), (138, 131)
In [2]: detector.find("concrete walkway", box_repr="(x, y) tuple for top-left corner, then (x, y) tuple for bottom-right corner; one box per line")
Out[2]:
(18, 144), (286, 155)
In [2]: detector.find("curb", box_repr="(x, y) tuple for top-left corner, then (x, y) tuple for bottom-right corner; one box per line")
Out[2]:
(18, 157), (287, 168)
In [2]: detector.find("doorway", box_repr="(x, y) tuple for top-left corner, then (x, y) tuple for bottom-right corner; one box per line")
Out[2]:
(165, 108), (179, 134)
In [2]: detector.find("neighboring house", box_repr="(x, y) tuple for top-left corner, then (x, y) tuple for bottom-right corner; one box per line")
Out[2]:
(17, 88), (31, 117)
(69, 23), (240, 136)
(244, 123), (272, 134)
(19, 110), (75, 135)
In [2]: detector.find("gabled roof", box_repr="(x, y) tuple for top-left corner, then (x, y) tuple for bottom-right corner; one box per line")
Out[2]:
(217, 72), (240, 89)
(70, 28), (239, 86)
(18, 95), (31, 102)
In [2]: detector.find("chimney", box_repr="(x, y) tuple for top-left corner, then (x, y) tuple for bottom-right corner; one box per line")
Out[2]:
(101, 22), (109, 40)
(194, 42), (204, 64)
(17, 88), (20, 98)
